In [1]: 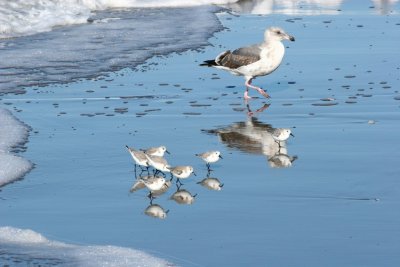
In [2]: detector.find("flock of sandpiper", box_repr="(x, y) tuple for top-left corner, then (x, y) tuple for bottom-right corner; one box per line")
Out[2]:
(125, 128), (293, 218)
(125, 145), (225, 218)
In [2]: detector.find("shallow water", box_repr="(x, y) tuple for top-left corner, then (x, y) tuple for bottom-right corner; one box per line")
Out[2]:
(1, 1), (400, 267)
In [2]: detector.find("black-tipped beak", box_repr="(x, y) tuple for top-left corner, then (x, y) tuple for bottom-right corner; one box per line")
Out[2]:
(193, 172), (197, 176)
(125, 145), (129, 149)
(219, 155), (223, 159)
(166, 150), (170, 154)
(290, 133), (295, 137)
(220, 183), (224, 188)
(289, 36), (295, 42)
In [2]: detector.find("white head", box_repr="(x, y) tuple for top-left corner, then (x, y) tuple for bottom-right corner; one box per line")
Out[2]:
(159, 146), (170, 155)
(160, 177), (166, 184)
(214, 151), (222, 158)
(282, 129), (291, 138)
(264, 27), (295, 43)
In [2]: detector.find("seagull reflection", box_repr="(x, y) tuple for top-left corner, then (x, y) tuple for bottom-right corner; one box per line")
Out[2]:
(144, 203), (169, 219)
(204, 117), (297, 168)
(170, 188), (197, 205)
(373, 0), (399, 15)
(246, 103), (270, 117)
(197, 177), (224, 191)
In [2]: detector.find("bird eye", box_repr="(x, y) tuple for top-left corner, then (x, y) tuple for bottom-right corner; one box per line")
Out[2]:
(276, 31), (281, 34)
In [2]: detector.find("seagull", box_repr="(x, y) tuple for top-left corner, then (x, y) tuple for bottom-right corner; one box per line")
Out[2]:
(200, 26), (295, 99)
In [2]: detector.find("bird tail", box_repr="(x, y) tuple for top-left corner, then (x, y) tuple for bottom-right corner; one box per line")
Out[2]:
(199, 60), (217, 67)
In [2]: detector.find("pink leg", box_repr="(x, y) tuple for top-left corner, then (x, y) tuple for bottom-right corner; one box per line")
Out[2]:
(244, 88), (252, 100)
(245, 78), (270, 99)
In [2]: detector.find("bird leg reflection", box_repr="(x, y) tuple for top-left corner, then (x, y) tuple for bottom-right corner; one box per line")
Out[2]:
(246, 103), (270, 117)
(147, 192), (156, 203)
(175, 182), (182, 191)
(206, 163), (214, 173)
(176, 178), (184, 186)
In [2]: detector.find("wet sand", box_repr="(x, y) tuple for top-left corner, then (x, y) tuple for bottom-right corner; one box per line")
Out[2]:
(1, 3), (400, 267)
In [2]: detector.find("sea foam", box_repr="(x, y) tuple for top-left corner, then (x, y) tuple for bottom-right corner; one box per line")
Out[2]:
(0, 0), (237, 39)
(0, 5), (225, 94)
(0, 226), (174, 266)
(0, 108), (32, 187)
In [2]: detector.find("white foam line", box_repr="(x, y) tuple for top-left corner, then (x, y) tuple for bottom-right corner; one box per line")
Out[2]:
(2, 97), (122, 102)
(0, 108), (33, 187)
(0, 226), (175, 267)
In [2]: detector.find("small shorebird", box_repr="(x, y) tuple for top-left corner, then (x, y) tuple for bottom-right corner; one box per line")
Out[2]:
(142, 146), (170, 157)
(167, 166), (196, 185)
(145, 154), (171, 176)
(271, 128), (294, 148)
(196, 151), (222, 171)
(138, 175), (170, 199)
(140, 176), (168, 192)
(200, 27), (295, 99)
(125, 145), (149, 172)
(130, 176), (171, 196)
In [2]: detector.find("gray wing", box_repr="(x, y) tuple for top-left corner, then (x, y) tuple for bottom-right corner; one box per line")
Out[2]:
(216, 44), (261, 69)
(232, 44), (262, 57)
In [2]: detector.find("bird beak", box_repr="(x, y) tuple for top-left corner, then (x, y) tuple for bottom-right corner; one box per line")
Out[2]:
(166, 150), (170, 154)
(290, 133), (295, 137)
(285, 34), (295, 41)
(219, 155), (223, 159)
(193, 172), (197, 176)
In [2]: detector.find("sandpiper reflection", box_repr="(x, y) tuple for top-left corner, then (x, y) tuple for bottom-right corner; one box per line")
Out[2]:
(197, 177), (224, 191)
(144, 203), (169, 219)
(204, 116), (297, 168)
(170, 185), (197, 205)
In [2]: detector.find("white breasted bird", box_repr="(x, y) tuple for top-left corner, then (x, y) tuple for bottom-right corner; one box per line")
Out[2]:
(144, 154), (171, 176)
(200, 27), (295, 99)
(167, 165), (196, 185)
(196, 150), (222, 171)
(143, 146), (170, 157)
(125, 145), (149, 171)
